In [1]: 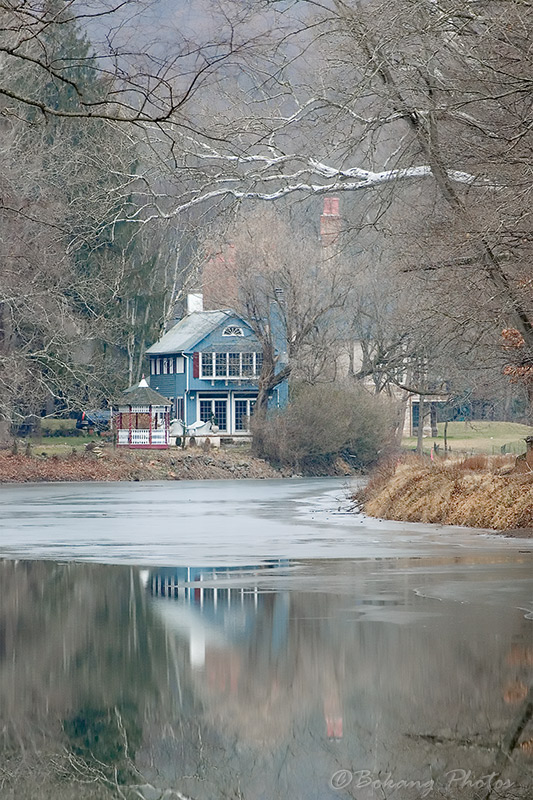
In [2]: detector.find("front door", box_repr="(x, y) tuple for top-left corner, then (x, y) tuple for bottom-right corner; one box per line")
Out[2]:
(199, 397), (228, 432)
(234, 397), (256, 432)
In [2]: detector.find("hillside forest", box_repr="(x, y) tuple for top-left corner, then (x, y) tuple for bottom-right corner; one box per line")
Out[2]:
(1, 0), (532, 440)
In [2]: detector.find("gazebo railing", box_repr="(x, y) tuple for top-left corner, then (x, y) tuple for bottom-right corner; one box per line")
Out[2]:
(117, 429), (168, 446)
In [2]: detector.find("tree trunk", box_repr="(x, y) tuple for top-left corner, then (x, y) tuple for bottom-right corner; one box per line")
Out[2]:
(416, 398), (425, 455)
(0, 303), (15, 443)
(430, 402), (438, 438)
(394, 392), (409, 447)
(527, 383), (533, 426)
(251, 346), (291, 455)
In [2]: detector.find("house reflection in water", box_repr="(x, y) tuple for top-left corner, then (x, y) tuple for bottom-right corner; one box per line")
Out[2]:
(143, 561), (344, 743)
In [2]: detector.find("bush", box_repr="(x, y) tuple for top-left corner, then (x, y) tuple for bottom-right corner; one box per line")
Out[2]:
(253, 383), (396, 471)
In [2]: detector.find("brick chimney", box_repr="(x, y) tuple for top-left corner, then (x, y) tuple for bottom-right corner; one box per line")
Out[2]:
(320, 197), (341, 248)
(202, 245), (239, 309)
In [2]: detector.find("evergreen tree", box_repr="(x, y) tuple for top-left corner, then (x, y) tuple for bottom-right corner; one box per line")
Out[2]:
(0, 1), (174, 435)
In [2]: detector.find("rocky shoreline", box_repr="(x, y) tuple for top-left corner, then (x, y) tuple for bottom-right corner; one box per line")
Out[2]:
(0, 444), (358, 483)
(0, 446), (282, 483)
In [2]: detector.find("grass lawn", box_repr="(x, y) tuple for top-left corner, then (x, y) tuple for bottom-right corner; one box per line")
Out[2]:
(17, 428), (110, 456)
(27, 437), (106, 456)
(402, 420), (533, 456)
(15, 418), (111, 456)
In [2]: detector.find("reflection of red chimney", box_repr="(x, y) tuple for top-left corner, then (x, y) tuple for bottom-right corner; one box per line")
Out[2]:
(326, 716), (343, 740)
(320, 197), (341, 248)
(324, 690), (343, 740)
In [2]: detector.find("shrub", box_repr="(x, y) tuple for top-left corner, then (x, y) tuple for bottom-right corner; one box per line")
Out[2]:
(253, 382), (396, 471)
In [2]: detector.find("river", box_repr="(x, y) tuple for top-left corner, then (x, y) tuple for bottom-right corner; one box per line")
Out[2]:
(0, 477), (531, 799)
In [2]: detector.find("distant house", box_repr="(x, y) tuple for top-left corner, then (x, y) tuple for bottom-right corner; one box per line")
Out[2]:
(146, 296), (288, 437)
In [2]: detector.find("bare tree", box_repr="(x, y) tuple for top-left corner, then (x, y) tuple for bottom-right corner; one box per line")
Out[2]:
(204, 208), (353, 414)
(3, 0), (532, 426)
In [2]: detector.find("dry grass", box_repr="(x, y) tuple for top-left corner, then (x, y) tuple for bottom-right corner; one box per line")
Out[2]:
(362, 454), (533, 531)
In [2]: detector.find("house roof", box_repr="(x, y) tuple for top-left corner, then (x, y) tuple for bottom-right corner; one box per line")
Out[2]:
(145, 310), (236, 355)
(116, 379), (171, 408)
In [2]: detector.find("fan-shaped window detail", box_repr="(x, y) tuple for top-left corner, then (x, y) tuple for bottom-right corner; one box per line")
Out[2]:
(222, 325), (244, 337)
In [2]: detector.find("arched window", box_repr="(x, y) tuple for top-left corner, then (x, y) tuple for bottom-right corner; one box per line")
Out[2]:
(222, 325), (244, 337)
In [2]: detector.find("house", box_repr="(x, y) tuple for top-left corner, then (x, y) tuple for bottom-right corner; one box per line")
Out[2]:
(145, 296), (288, 438)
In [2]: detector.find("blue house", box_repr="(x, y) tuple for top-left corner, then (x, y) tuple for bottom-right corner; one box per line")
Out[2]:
(145, 298), (288, 437)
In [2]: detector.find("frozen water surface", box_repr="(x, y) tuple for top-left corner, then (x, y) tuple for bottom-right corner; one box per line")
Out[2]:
(0, 476), (529, 564)
(0, 478), (531, 799)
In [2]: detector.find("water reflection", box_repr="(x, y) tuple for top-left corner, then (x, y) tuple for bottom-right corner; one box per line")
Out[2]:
(0, 557), (531, 799)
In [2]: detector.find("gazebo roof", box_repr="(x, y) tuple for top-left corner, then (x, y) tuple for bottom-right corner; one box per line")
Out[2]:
(116, 378), (171, 408)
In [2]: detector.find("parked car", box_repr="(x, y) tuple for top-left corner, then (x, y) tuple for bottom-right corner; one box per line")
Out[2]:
(76, 410), (111, 431)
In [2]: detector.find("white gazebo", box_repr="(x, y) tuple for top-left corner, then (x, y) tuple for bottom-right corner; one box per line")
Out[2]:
(115, 378), (171, 448)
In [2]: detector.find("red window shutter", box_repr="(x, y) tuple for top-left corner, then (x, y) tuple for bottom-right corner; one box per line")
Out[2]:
(193, 352), (199, 378)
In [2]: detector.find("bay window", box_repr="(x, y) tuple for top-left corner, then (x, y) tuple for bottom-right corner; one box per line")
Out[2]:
(199, 352), (264, 379)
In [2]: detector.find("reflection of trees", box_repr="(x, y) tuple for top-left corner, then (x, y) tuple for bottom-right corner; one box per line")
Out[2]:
(0, 560), (170, 799)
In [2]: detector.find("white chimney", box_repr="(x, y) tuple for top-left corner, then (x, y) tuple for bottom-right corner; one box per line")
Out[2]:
(187, 293), (203, 314)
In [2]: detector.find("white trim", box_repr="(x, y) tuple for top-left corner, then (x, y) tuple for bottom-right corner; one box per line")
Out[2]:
(222, 325), (244, 337)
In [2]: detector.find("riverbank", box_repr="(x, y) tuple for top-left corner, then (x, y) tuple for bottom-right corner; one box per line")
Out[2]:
(0, 444), (356, 483)
(360, 455), (533, 535)
(0, 445), (281, 482)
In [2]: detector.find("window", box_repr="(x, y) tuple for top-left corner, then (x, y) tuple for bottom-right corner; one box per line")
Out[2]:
(200, 352), (214, 378)
(150, 359), (156, 375)
(228, 353), (240, 377)
(214, 399), (227, 430)
(169, 357), (174, 374)
(163, 358), (169, 374)
(199, 397), (228, 431)
(235, 398), (255, 431)
(412, 402), (420, 433)
(242, 353), (254, 377)
(216, 353), (227, 377)
(199, 400), (212, 423)
(222, 325), (244, 337)
(176, 355), (185, 374)
(198, 352), (264, 379)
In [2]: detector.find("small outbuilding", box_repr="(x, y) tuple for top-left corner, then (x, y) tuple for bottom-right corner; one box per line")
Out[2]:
(115, 378), (171, 448)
